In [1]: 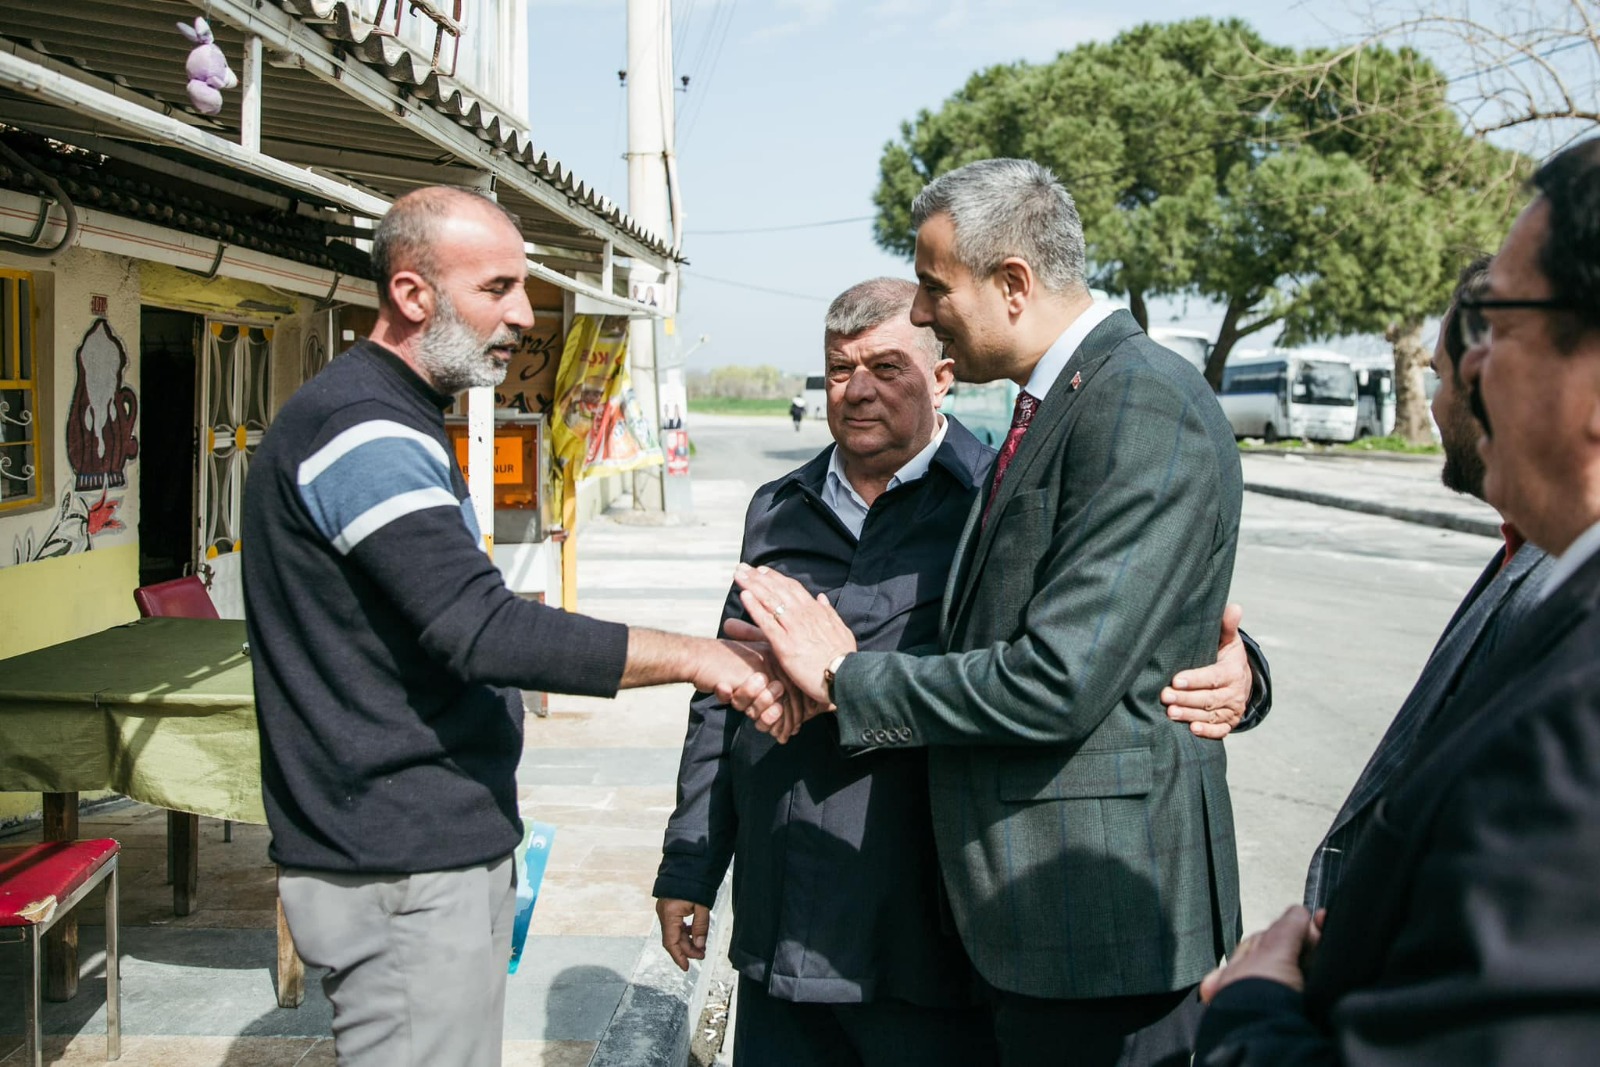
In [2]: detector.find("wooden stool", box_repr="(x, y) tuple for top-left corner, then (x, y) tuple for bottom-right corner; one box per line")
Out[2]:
(0, 840), (121, 1066)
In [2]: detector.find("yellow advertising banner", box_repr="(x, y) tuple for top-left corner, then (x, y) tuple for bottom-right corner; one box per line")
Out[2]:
(550, 315), (663, 482)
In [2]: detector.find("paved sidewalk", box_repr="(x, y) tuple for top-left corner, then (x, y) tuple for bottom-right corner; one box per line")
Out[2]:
(0, 478), (751, 1066)
(1239, 451), (1501, 537)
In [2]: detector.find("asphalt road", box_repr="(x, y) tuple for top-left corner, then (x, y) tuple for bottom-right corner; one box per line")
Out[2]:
(684, 412), (1501, 932)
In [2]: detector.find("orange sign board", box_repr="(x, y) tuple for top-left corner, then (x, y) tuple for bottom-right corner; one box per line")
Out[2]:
(453, 435), (524, 485)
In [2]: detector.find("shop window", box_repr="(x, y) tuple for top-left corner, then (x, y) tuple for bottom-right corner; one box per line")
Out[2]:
(0, 269), (40, 512)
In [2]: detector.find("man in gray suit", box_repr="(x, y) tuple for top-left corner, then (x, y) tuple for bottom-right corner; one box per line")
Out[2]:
(731, 159), (1242, 1066)
(1303, 257), (1554, 911)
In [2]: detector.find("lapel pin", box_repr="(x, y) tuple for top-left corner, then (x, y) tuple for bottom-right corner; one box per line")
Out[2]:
(1069, 371), (1083, 391)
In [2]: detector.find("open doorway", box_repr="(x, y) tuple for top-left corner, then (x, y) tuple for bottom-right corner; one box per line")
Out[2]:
(137, 308), (200, 587)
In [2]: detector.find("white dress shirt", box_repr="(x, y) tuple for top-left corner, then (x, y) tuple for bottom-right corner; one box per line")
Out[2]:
(1541, 518), (1600, 600)
(1022, 301), (1119, 401)
(821, 415), (949, 539)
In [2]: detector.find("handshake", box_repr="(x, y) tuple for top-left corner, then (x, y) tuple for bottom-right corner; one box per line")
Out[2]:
(708, 563), (1257, 746)
(703, 564), (858, 744)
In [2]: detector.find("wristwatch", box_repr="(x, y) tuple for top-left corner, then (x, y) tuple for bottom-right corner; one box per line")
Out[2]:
(822, 652), (849, 706)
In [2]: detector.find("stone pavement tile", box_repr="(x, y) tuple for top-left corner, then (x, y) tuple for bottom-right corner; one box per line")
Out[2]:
(0, 1035), (324, 1065)
(525, 708), (694, 751)
(517, 785), (677, 832)
(503, 936), (636, 1042)
(501, 1040), (598, 1067)
(519, 748), (681, 788)
(536, 872), (658, 937)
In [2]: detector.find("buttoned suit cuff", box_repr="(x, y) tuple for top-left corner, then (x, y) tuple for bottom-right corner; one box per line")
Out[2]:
(832, 651), (921, 752)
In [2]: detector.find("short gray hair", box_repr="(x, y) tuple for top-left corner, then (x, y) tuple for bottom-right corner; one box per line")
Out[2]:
(371, 186), (522, 307)
(910, 158), (1087, 294)
(824, 277), (941, 362)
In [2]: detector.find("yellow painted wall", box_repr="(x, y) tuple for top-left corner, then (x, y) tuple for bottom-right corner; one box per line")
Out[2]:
(0, 542), (139, 659)
(0, 544), (137, 827)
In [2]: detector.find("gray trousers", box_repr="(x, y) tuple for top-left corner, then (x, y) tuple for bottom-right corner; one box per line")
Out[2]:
(279, 854), (516, 1067)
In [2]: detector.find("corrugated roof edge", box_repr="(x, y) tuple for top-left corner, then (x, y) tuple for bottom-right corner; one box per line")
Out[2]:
(281, 0), (677, 260)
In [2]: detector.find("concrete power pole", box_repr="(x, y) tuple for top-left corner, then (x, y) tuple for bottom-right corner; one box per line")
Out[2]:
(626, 0), (677, 512)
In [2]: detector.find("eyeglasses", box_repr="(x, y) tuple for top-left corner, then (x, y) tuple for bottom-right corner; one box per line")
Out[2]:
(1453, 296), (1584, 351)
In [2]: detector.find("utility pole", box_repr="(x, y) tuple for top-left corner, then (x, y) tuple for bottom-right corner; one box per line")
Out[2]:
(625, 0), (679, 512)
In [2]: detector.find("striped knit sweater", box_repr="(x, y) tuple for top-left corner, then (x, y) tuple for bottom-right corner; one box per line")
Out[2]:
(243, 340), (628, 873)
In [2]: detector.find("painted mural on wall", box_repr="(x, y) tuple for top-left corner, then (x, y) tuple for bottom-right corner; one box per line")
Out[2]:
(67, 319), (140, 491)
(10, 482), (125, 564)
(5, 319), (138, 567)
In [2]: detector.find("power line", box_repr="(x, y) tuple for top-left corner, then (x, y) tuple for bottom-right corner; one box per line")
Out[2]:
(680, 0), (739, 149)
(682, 270), (827, 301)
(694, 214), (875, 235)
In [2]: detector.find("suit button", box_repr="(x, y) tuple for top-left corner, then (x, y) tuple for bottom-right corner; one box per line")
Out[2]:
(897, 727), (912, 742)
(861, 730), (874, 744)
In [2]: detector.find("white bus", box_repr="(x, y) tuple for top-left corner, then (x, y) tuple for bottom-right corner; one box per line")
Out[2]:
(803, 375), (827, 419)
(1218, 348), (1359, 443)
(1148, 327), (1213, 374)
(1353, 362), (1396, 438)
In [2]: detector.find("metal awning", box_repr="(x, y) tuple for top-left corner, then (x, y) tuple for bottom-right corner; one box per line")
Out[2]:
(0, 0), (676, 300)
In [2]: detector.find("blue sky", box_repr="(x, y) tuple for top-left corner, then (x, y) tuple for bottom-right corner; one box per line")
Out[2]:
(527, 1), (1381, 372)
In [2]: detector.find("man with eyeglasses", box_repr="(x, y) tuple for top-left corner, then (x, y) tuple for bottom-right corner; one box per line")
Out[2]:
(1300, 257), (1555, 913)
(1193, 136), (1600, 1064)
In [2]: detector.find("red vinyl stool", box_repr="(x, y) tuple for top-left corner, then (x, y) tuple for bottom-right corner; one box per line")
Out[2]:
(0, 840), (121, 1066)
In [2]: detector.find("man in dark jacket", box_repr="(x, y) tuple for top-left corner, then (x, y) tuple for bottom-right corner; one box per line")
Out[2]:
(1194, 136), (1600, 1067)
(654, 278), (1270, 1066)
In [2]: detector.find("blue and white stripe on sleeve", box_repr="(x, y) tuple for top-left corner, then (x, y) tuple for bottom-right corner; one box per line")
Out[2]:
(297, 420), (465, 555)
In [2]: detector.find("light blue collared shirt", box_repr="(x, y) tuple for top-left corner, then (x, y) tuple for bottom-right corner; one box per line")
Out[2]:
(1022, 301), (1119, 400)
(821, 415), (949, 539)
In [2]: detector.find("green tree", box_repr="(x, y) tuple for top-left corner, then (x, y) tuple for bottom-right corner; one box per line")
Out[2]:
(1270, 44), (1529, 440)
(871, 18), (1527, 443)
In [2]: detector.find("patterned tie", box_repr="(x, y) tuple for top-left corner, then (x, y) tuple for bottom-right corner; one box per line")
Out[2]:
(983, 390), (1038, 526)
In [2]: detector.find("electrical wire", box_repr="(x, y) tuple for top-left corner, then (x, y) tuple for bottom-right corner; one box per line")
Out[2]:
(694, 214), (875, 235)
(681, 270), (827, 301)
(679, 0), (739, 149)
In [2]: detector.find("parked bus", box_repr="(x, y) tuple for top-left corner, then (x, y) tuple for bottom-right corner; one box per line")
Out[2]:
(1354, 364), (1396, 438)
(1217, 348), (1359, 443)
(803, 375), (826, 419)
(1148, 327), (1213, 374)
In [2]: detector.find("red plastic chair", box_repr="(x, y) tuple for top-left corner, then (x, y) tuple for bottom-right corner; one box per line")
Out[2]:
(132, 575), (219, 620)
(0, 840), (121, 1066)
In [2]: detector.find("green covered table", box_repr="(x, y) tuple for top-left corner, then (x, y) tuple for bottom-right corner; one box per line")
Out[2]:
(0, 617), (302, 1006)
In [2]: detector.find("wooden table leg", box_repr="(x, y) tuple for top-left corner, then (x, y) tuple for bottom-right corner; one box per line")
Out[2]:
(42, 791), (79, 1002)
(275, 882), (305, 1008)
(168, 810), (200, 916)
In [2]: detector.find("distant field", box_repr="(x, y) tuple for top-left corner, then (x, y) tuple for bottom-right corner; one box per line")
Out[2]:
(689, 397), (792, 417)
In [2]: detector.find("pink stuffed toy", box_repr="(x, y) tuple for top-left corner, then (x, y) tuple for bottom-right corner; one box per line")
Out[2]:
(177, 17), (238, 115)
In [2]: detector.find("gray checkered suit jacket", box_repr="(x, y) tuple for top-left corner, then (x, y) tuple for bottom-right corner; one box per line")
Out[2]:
(831, 310), (1243, 1000)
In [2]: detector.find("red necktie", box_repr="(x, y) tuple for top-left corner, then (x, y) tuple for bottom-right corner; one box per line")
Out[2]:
(983, 390), (1038, 526)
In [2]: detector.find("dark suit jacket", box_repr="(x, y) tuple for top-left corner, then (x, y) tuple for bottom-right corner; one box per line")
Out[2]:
(831, 310), (1245, 1000)
(1196, 548), (1600, 1066)
(1304, 543), (1554, 909)
(654, 419), (994, 1005)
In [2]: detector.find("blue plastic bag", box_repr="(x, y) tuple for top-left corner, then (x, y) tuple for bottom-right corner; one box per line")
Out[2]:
(508, 819), (556, 974)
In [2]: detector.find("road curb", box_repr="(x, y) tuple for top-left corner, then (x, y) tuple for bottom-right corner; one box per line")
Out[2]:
(591, 878), (733, 1067)
(1243, 482), (1500, 539)
(1241, 447), (1440, 465)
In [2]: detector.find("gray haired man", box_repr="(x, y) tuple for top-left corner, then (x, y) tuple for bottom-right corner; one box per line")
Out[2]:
(731, 158), (1249, 1067)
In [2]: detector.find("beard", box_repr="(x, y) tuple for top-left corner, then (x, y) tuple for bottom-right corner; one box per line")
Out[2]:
(413, 288), (519, 395)
(1440, 426), (1487, 499)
